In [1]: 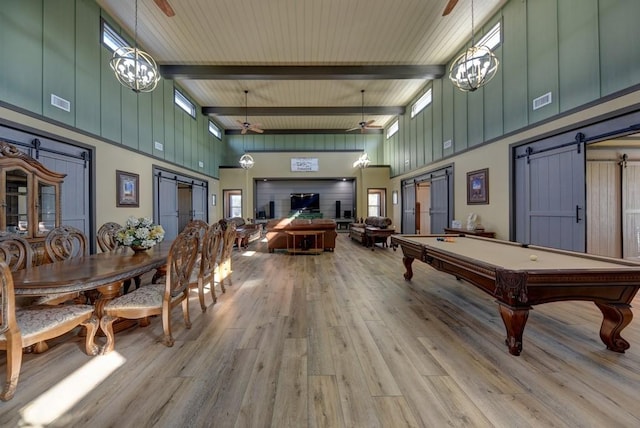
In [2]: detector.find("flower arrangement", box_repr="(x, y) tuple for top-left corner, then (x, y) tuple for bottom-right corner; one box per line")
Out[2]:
(115, 216), (165, 250)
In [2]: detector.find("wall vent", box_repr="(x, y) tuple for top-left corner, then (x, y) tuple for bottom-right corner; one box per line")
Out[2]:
(533, 92), (552, 110)
(50, 94), (70, 112)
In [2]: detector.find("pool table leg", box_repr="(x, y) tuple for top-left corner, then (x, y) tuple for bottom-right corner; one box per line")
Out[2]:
(498, 303), (529, 356)
(595, 302), (632, 353)
(402, 256), (414, 280)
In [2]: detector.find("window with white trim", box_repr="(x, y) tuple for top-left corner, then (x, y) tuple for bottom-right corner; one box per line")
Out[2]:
(209, 120), (222, 140)
(225, 190), (242, 218)
(101, 20), (127, 52)
(175, 89), (196, 118)
(411, 88), (432, 118)
(386, 119), (399, 139)
(367, 188), (386, 217)
(476, 22), (501, 50)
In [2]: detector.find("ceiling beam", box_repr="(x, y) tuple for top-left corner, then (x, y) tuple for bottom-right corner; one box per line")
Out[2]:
(160, 65), (445, 80)
(202, 106), (406, 116)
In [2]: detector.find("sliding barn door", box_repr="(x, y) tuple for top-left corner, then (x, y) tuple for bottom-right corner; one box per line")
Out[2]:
(402, 180), (416, 234)
(622, 162), (640, 258)
(515, 142), (586, 251)
(192, 184), (207, 221)
(430, 172), (450, 234)
(158, 175), (179, 241)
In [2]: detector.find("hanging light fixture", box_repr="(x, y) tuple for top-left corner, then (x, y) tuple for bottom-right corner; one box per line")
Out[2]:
(239, 153), (255, 169)
(353, 152), (370, 169)
(239, 90), (256, 169)
(110, 0), (161, 93)
(448, 0), (499, 92)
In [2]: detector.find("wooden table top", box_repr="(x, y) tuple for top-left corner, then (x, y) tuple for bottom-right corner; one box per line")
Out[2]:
(12, 242), (171, 296)
(392, 234), (640, 271)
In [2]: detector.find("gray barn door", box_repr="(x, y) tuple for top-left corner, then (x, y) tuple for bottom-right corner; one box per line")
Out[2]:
(192, 184), (207, 221)
(158, 175), (179, 241)
(402, 181), (416, 234)
(39, 151), (89, 236)
(515, 143), (585, 251)
(430, 173), (450, 233)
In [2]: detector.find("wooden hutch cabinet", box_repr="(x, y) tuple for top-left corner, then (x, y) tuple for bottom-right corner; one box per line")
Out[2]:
(0, 140), (65, 245)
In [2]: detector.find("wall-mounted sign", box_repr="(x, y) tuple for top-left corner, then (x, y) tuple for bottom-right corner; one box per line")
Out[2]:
(291, 158), (319, 172)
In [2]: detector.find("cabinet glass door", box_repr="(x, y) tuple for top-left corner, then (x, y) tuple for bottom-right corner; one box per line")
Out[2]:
(37, 180), (57, 236)
(4, 169), (29, 235)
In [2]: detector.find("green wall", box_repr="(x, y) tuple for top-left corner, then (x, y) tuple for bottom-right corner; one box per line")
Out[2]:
(385, 0), (640, 177)
(0, 0), (223, 179)
(224, 132), (384, 167)
(1, 0), (639, 181)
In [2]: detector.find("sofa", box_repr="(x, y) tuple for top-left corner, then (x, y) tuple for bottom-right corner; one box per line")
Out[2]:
(265, 218), (337, 253)
(349, 216), (395, 251)
(227, 217), (263, 249)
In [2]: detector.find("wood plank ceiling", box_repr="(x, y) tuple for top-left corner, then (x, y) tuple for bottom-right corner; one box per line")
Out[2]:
(96, 0), (507, 133)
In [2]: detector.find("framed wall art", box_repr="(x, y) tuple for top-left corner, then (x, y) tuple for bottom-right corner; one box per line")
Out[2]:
(116, 170), (139, 207)
(467, 168), (489, 205)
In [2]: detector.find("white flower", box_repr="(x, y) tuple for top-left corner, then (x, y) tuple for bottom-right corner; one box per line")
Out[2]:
(114, 217), (165, 249)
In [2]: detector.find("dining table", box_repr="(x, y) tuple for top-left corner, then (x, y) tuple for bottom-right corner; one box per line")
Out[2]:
(12, 242), (171, 322)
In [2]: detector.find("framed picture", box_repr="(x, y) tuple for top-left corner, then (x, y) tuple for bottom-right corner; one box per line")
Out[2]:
(116, 170), (139, 207)
(392, 190), (398, 205)
(467, 168), (489, 205)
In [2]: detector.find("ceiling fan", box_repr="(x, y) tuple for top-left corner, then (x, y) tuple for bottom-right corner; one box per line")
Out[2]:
(346, 90), (383, 134)
(153, 0), (175, 17)
(442, 0), (459, 16)
(237, 90), (264, 135)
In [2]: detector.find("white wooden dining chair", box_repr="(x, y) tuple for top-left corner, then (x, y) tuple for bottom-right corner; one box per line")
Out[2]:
(0, 261), (98, 401)
(100, 224), (200, 354)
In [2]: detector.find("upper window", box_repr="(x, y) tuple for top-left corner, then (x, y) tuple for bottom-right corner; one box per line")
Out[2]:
(174, 89), (196, 118)
(101, 20), (127, 52)
(411, 89), (432, 118)
(386, 119), (399, 139)
(477, 22), (501, 50)
(208, 121), (222, 140)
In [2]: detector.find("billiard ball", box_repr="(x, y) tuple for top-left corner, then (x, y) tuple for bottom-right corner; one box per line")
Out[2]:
(530, 255), (538, 261)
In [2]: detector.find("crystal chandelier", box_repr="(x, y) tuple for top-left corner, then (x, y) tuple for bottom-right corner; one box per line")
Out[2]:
(110, 0), (160, 93)
(448, 0), (499, 92)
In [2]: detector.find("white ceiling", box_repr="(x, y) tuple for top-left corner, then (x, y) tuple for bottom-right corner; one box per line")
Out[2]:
(97, 0), (507, 133)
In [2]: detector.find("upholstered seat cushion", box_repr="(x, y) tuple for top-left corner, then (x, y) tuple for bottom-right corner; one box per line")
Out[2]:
(365, 216), (392, 229)
(0, 305), (94, 341)
(104, 284), (183, 310)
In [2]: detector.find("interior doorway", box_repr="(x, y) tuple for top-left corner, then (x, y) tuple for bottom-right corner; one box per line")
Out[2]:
(154, 167), (208, 241)
(416, 182), (431, 234)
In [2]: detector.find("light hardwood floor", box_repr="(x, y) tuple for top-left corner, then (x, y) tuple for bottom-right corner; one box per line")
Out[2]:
(1, 233), (640, 427)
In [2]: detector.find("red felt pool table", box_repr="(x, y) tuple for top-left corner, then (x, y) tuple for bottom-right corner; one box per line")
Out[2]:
(390, 234), (640, 356)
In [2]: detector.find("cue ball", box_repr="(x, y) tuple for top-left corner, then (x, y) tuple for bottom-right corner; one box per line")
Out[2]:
(530, 255), (538, 261)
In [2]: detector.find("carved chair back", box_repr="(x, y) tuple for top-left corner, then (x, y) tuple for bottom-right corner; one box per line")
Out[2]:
(0, 232), (33, 271)
(97, 222), (123, 252)
(45, 226), (88, 262)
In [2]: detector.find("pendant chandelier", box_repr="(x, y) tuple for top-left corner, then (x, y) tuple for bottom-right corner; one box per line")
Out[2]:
(353, 152), (370, 169)
(239, 153), (255, 169)
(448, 0), (499, 92)
(239, 91), (256, 169)
(110, 0), (161, 93)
